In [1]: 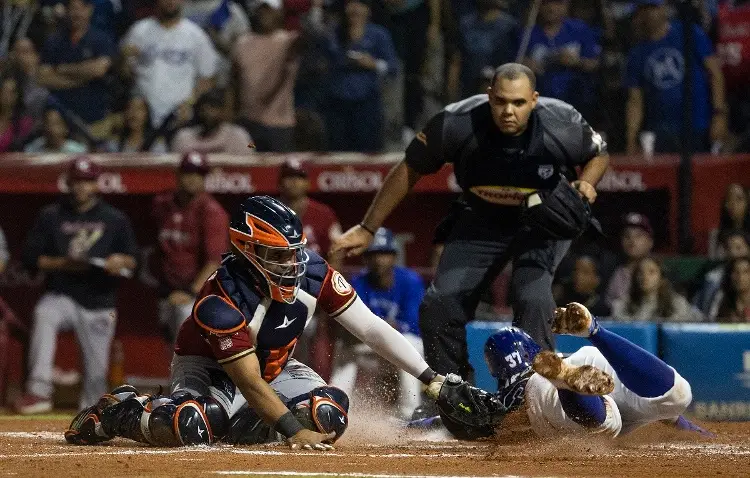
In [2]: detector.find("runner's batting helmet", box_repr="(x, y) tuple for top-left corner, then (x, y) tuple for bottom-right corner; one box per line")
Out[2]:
(484, 326), (541, 388)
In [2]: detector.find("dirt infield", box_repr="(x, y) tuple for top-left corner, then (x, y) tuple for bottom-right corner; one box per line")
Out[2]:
(1, 412), (749, 478)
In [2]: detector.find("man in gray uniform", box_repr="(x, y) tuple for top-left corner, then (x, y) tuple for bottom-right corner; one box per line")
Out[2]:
(332, 63), (609, 394)
(15, 156), (138, 414)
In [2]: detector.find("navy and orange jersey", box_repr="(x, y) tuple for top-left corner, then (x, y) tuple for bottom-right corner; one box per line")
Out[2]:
(174, 250), (357, 382)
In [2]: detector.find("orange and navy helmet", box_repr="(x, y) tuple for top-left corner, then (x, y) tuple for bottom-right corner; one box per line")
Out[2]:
(229, 195), (308, 303)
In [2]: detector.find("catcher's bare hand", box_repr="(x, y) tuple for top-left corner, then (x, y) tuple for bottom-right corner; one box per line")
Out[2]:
(329, 224), (374, 258)
(288, 429), (336, 451)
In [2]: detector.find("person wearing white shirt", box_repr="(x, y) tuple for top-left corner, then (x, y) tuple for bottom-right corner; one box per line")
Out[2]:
(122, 0), (219, 127)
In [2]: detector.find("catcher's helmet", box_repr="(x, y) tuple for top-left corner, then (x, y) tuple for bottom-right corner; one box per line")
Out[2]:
(484, 327), (541, 389)
(229, 195), (308, 303)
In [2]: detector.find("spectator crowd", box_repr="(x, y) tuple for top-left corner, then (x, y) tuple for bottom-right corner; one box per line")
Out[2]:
(0, 0), (749, 154)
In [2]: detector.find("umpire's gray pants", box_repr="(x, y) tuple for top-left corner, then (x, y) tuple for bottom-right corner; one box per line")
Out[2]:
(420, 212), (570, 380)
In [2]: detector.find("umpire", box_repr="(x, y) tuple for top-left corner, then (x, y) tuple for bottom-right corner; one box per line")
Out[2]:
(331, 63), (608, 387)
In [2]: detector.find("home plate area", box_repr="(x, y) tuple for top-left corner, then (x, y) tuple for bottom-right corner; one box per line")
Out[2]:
(1, 414), (749, 478)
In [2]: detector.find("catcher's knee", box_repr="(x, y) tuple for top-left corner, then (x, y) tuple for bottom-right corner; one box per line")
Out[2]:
(226, 386), (350, 445)
(303, 386), (349, 440)
(148, 393), (229, 446)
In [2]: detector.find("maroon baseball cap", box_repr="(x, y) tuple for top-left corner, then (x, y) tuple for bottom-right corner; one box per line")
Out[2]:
(622, 212), (653, 237)
(279, 159), (308, 179)
(179, 151), (211, 176)
(68, 156), (102, 181)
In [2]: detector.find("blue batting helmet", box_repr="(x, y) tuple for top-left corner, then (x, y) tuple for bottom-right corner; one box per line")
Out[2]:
(484, 327), (541, 388)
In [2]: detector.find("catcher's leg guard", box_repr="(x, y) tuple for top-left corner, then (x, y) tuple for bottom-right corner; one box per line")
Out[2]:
(224, 386), (350, 445)
(304, 386), (349, 440)
(224, 407), (277, 445)
(65, 384), (140, 445)
(289, 386), (349, 441)
(146, 393), (229, 446)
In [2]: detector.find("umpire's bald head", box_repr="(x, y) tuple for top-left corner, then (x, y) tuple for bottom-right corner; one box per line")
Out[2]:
(487, 63), (539, 136)
(490, 63), (536, 91)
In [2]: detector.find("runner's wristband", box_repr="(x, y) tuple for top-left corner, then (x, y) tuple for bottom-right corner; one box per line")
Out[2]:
(274, 411), (305, 438)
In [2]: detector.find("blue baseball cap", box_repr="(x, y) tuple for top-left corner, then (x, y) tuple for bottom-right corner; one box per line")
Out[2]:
(366, 228), (397, 254)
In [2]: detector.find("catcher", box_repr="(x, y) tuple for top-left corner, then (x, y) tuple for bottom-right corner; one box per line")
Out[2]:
(433, 302), (713, 440)
(64, 196), (451, 451)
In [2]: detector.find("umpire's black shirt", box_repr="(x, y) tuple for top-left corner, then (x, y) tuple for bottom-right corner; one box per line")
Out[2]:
(406, 95), (606, 228)
(23, 199), (138, 310)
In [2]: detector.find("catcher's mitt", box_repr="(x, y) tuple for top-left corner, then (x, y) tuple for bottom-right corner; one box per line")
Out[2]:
(436, 374), (507, 440)
(520, 179), (602, 240)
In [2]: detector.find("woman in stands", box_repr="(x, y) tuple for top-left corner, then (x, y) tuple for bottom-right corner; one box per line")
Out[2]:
(108, 95), (167, 153)
(711, 183), (750, 258)
(612, 256), (704, 322)
(711, 257), (750, 323)
(0, 70), (33, 152)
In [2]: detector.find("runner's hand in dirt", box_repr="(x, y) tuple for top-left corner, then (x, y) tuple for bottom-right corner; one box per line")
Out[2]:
(288, 429), (337, 451)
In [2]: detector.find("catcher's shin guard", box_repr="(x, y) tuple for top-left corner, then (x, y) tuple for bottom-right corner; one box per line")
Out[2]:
(65, 384), (140, 445)
(290, 386), (349, 441)
(225, 386), (350, 445)
(147, 393), (229, 446)
(306, 386), (349, 439)
(224, 407), (278, 445)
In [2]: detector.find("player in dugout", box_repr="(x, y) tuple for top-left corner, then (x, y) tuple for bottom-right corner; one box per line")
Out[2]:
(64, 195), (473, 451)
(332, 62), (609, 419)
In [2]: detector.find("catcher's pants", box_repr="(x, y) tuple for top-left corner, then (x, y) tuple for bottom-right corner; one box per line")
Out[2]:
(330, 332), (423, 419)
(170, 355), (326, 419)
(26, 293), (116, 409)
(158, 298), (194, 344)
(420, 209), (570, 379)
(525, 346), (692, 437)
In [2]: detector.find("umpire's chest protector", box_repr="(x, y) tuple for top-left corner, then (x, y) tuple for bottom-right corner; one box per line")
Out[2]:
(444, 96), (591, 207)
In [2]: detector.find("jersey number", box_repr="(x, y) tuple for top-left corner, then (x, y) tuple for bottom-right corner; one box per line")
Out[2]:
(504, 351), (523, 368)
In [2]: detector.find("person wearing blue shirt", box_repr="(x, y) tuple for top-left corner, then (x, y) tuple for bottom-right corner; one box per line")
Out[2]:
(455, 0), (520, 98)
(624, 0), (728, 154)
(325, 0), (399, 152)
(330, 228), (425, 419)
(523, 0), (600, 119)
(38, 0), (116, 140)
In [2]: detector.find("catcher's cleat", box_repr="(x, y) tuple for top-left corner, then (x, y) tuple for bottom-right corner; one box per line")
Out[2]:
(552, 302), (599, 337)
(532, 350), (614, 396)
(65, 384), (141, 445)
(65, 406), (111, 445)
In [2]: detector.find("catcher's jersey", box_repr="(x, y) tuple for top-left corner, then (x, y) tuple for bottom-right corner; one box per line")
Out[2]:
(405, 95), (606, 224)
(174, 251), (356, 381)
